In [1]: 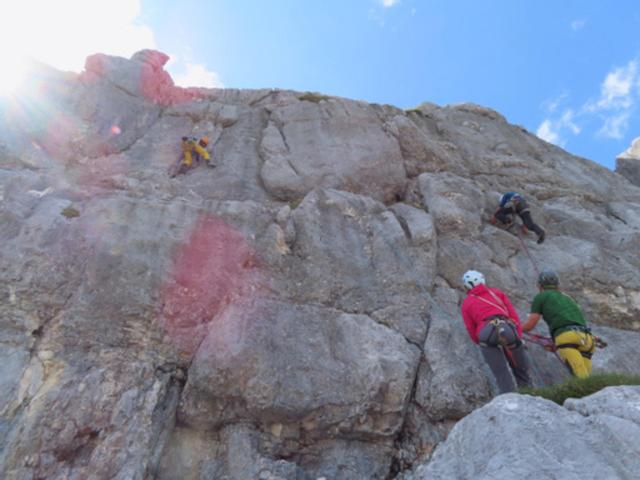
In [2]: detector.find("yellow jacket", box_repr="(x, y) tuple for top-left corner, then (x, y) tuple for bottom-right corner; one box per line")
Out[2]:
(181, 137), (210, 166)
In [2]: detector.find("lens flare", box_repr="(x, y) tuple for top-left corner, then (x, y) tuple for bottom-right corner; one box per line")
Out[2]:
(0, 53), (27, 95)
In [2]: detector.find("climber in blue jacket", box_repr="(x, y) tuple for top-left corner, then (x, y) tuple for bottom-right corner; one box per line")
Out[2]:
(492, 192), (546, 244)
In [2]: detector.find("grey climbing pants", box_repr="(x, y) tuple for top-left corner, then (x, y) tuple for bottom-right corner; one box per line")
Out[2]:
(478, 317), (532, 393)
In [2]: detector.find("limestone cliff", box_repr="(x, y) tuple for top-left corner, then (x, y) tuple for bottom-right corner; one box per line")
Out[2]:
(616, 137), (640, 187)
(1, 50), (640, 479)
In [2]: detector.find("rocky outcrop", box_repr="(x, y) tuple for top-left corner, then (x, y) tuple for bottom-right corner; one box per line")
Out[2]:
(406, 386), (640, 480)
(260, 101), (407, 202)
(1, 50), (640, 479)
(616, 137), (640, 186)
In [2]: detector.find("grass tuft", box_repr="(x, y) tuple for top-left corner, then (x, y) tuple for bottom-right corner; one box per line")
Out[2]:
(288, 198), (303, 210)
(298, 92), (330, 103)
(519, 373), (640, 405)
(61, 206), (80, 219)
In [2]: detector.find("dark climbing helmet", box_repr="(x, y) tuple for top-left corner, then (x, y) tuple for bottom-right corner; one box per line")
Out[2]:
(538, 269), (559, 287)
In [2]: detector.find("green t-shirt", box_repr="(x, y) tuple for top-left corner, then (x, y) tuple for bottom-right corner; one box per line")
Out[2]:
(530, 287), (587, 337)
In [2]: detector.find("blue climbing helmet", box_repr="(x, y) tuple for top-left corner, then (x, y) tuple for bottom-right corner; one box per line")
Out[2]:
(499, 192), (524, 207)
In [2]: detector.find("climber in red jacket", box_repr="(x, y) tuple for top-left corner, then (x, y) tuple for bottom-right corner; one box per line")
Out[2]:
(461, 270), (532, 393)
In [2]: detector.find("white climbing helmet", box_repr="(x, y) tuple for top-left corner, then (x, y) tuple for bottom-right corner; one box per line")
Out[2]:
(462, 270), (485, 290)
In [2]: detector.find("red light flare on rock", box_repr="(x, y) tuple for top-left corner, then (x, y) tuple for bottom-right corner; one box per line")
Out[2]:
(159, 215), (264, 357)
(82, 50), (205, 107)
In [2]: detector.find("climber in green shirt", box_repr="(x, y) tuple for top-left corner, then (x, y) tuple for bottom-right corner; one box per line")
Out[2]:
(522, 269), (595, 378)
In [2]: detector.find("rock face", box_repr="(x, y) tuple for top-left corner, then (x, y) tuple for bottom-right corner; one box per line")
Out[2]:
(1, 50), (640, 479)
(406, 386), (640, 480)
(616, 137), (640, 186)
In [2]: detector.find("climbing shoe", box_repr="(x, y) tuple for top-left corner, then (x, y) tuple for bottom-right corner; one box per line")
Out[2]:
(537, 230), (546, 244)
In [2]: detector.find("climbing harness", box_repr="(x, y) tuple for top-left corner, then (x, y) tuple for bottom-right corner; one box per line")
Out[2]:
(523, 330), (607, 365)
(594, 336), (608, 348)
(473, 292), (523, 372)
(524, 331), (608, 349)
(480, 316), (519, 347)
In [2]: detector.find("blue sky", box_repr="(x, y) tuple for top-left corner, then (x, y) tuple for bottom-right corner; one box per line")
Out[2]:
(144, 0), (640, 170)
(2, 1), (639, 169)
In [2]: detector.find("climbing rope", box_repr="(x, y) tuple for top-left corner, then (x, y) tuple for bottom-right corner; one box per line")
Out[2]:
(523, 331), (554, 350)
(491, 213), (540, 276)
(522, 332), (571, 372)
(516, 229), (540, 277)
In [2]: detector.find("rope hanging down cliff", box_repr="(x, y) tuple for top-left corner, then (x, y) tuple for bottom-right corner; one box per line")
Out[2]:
(489, 213), (541, 276)
(516, 230), (540, 277)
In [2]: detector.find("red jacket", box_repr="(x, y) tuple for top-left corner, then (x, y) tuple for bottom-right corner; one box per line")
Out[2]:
(461, 284), (522, 344)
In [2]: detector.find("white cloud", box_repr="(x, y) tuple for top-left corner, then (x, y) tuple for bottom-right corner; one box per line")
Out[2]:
(571, 19), (587, 31)
(172, 63), (224, 88)
(368, 8), (385, 27)
(369, 0), (401, 27)
(538, 57), (640, 147)
(588, 59), (639, 139)
(561, 110), (581, 135)
(536, 109), (580, 146)
(536, 119), (560, 144)
(540, 93), (568, 113)
(0, 0), (155, 73)
(598, 112), (631, 139)
(594, 60), (638, 110)
(0, 1), (223, 93)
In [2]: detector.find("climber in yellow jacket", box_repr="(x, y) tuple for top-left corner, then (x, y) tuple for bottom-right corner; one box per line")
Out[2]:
(181, 136), (211, 167)
(522, 269), (596, 378)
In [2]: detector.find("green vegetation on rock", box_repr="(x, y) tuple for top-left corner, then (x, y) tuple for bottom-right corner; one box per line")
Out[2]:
(520, 373), (640, 404)
(288, 198), (303, 210)
(61, 206), (80, 218)
(298, 92), (330, 103)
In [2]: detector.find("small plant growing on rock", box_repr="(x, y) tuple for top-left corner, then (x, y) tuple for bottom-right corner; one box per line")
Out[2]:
(519, 372), (640, 404)
(288, 198), (303, 210)
(298, 92), (330, 103)
(61, 206), (80, 219)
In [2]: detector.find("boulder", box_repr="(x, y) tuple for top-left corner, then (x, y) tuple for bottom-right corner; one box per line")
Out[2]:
(407, 387), (640, 480)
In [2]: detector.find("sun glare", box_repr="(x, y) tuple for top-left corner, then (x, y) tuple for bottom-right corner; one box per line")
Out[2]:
(0, 0), (155, 92)
(0, 53), (27, 95)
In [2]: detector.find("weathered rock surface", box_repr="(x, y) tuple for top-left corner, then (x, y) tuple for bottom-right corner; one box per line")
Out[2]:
(616, 136), (640, 186)
(1, 50), (640, 479)
(406, 386), (640, 480)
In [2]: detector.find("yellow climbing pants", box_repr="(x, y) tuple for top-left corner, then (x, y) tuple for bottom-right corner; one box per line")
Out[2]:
(555, 330), (596, 378)
(181, 141), (210, 167)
